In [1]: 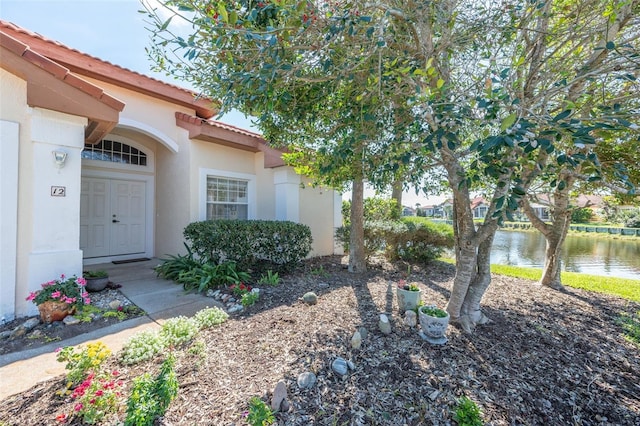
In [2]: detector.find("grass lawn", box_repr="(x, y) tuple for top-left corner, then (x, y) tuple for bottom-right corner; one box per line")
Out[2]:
(440, 258), (640, 303)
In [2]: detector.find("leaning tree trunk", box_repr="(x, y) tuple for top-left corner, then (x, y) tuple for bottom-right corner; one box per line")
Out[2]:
(538, 188), (572, 289)
(521, 176), (574, 290)
(391, 179), (403, 216)
(458, 231), (496, 332)
(348, 176), (367, 273)
(539, 228), (566, 289)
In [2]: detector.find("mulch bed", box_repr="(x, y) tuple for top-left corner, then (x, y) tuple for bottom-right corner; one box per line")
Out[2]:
(1, 256), (639, 425)
(0, 289), (144, 357)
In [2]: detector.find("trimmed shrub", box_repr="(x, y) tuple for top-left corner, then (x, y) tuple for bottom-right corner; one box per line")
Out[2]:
(386, 217), (454, 263)
(571, 207), (594, 223)
(336, 217), (454, 263)
(342, 197), (401, 226)
(623, 212), (640, 228)
(184, 220), (312, 271)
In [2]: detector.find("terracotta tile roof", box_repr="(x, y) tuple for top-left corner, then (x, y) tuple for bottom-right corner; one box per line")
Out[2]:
(1, 30), (124, 111)
(175, 112), (285, 168)
(1, 29), (124, 142)
(205, 118), (264, 140)
(0, 20), (217, 119)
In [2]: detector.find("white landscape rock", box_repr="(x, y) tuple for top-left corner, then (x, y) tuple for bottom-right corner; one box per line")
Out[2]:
(378, 314), (392, 335)
(302, 292), (318, 305)
(350, 331), (362, 350)
(404, 310), (417, 327)
(297, 372), (317, 390)
(271, 380), (288, 411)
(332, 357), (349, 376)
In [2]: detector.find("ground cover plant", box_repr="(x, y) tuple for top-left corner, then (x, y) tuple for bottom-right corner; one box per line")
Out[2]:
(1, 256), (639, 425)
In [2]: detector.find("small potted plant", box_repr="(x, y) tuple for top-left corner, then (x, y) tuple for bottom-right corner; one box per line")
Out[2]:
(396, 280), (422, 312)
(26, 275), (91, 323)
(418, 305), (450, 345)
(83, 270), (110, 292)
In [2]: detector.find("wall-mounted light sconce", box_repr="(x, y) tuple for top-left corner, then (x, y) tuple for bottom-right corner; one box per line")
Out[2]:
(52, 150), (67, 169)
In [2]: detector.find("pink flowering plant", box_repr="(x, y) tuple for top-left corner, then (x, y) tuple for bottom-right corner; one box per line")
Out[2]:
(26, 274), (91, 310)
(56, 371), (124, 424)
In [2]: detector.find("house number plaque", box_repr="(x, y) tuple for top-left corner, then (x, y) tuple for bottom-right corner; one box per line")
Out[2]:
(51, 186), (66, 197)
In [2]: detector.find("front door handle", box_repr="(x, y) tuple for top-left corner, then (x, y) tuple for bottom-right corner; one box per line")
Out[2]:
(112, 219), (120, 223)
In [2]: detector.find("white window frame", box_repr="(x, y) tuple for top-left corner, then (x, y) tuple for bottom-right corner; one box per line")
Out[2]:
(199, 168), (256, 220)
(81, 134), (155, 172)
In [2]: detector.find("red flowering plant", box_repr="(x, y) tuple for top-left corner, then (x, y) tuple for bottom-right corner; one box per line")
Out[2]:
(58, 370), (124, 424)
(229, 283), (252, 297)
(26, 274), (91, 311)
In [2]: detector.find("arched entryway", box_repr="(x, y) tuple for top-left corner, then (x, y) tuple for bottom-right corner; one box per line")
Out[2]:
(80, 134), (155, 264)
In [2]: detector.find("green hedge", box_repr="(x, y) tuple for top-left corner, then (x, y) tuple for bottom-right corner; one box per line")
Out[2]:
(336, 217), (454, 263)
(183, 220), (312, 271)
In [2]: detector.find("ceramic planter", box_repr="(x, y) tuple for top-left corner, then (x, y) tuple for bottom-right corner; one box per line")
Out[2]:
(396, 287), (422, 312)
(84, 276), (109, 292)
(418, 308), (450, 345)
(38, 300), (73, 323)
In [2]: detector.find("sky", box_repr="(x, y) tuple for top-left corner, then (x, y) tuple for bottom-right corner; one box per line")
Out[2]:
(0, 0), (446, 206)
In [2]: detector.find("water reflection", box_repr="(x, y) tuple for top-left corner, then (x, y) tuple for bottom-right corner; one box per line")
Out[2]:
(491, 230), (640, 280)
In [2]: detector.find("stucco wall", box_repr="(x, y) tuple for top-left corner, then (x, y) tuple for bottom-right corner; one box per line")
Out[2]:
(0, 70), (25, 321)
(299, 180), (340, 257)
(1, 69), (87, 319)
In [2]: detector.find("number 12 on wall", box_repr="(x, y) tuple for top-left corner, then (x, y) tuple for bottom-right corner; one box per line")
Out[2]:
(51, 186), (66, 197)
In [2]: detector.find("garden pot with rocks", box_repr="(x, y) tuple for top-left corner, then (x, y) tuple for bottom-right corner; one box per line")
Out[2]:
(396, 282), (422, 312)
(418, 305), (450, 345)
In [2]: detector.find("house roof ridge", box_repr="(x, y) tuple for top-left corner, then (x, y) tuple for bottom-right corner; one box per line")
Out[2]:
(175, 111), (264, 140)
(0, 30), (125, 112)
(0, 20), (217, 119)
(205, 118), (264, 139)
(0, 20), (193, 96)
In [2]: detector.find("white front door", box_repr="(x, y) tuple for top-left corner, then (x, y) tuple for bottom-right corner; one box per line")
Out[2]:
(80, 178), (146, 258)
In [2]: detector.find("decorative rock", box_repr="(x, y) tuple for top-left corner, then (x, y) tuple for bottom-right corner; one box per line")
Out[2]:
(22, 318), (40, 331)
(318, 282), (329, 289)
(251, 288), (260, 295)
(347, 360), (355, 371)
(206, 289), (216, 298)
(350, 331), (362, 350)
(63, 315), (81, 325)
(281, 399), (291, 412)
(0, 330), (11, 340)
(297, 372), (317, 390)
(358, 326), (368, 340)
(108, 300), (122, 310)
(228, 297), (236, 303)
(271, 380), (288, 412)
(212, 290), (222, 299)
(30, 329), (43, 338)
(227, 304), (243, 313)
(302, 292), (318, 305)
(331, 357), (348, 376)
(428, 390), (440, 401)
(9, 327), (27, 339)
(222, 295), (231, 303)
(404, 310), (417, 327)
(378, 314), (392, 335)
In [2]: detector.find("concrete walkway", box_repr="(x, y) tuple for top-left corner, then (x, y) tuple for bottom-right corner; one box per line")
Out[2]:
(0, 259), (220, 400)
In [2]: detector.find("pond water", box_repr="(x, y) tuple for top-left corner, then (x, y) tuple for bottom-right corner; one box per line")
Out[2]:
(491, 229), (640, 280)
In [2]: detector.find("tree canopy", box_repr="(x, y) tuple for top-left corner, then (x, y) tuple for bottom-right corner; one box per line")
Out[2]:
(143, 0), (640, 331)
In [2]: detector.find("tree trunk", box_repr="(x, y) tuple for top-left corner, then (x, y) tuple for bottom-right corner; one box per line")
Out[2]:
(459, 232), (495, 332)
(522, 177), (574, 290)
(538, 188), (572, 289)
(540, 230), (565, 289)
(348, 177), (367, 273)
(391, 179), (403, 216)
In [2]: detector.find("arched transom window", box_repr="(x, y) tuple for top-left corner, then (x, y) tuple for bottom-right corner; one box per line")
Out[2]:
(82, 139), (147, 166)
